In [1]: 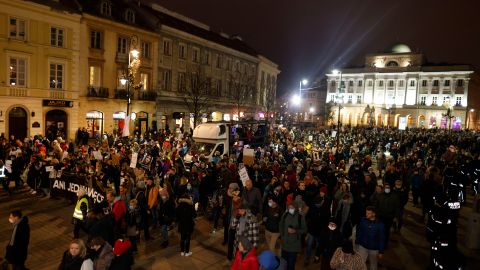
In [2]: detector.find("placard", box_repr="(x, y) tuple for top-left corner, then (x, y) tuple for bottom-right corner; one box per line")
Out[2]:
(45, 166), (54, 172)
(93, 150), (103, 160)
(130, 152), (138, 168)
(331, 131), (337, 138)
(243, 148), (255, 166)
(398, 116), (407, 130)
(238, 167), (250, 186)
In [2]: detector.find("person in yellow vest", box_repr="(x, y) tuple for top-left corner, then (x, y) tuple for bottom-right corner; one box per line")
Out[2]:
(73, 188), (89, 239)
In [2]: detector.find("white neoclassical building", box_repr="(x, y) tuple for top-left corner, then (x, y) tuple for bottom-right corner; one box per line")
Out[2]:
(326, 44), (474, 129)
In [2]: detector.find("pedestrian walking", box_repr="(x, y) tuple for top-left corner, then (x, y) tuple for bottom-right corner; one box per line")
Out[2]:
(5, 210), (30, 270)
(73, 188), (89, 239)
(355, 206), (385, 270)
(231, 235), (259, 270)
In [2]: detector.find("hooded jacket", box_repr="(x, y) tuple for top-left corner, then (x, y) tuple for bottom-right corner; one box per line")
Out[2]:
(176, 197), (196, 234)
(231, 247), (259, 270)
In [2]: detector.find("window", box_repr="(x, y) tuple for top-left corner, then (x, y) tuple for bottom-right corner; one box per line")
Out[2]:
(457, 79), (464, 87)
(203, 51), (210, 65)
(163, 39), (171, 56)
(386, 61), (398, 67)
(368, 80), (373, 87)
(331, 80), (336, 88)
(444, 80), (450, 87)
(422, 80), (427, 87)
(378, 80), (384, 87)
(89, 66), (101, 86)
(179, 43), (186, 59)
(162, 69), (172, 90)
(90, 30), (102, 49)
(348, 95), (353, 103)
(192, 47), (199, 62)
(49, 63), (63, 89)
(140, 73), (148, 90)
(330, 95), (335, 102)
(141, 41), (150, 59)
(226, 58), (232, 70)
(216, 80), (222, 96)
(443, 96), (449, 104)
(456, 96), (462, 106)
(433, 80), (439, 87)
(101, 1), (111, 16)
(117, 36), (128, 54)
(216, 54), (222, 68)
(9, 17), (26, 40)
(432, 96), (438, 105)
(125, 10), (135, 23)
(388, 80), (394, 87)
(9, 57), (27, 87)
(358, 80), (363, 87)
(234, 61), (240, 71)
(356, 95), (362, 103)
(178, 72), (186, 91)
(409, 80), (415, 87)
(349, 81), (353, 87)
(399, 80), (404, 87)
(420, 96), (426, 105)
(50, 27), (64, 47)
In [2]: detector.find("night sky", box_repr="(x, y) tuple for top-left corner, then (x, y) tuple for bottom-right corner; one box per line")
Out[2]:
(157, 0), (480, 96)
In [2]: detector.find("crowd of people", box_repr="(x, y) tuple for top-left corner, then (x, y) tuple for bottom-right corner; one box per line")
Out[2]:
(0, 125), (479, 270)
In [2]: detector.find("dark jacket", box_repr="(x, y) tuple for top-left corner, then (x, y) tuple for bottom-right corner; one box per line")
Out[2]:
(375, 193), (400, 219)
(176, 197), (196, 235)
(158, 198), (176, 226)
(317, 227), (343, 258)
(355, 217), (385, 253)
(5, 216), (30, 264)
(264, 205), (282, 233)
(58, 251), (83, 270)
(242, 187), (263, 215)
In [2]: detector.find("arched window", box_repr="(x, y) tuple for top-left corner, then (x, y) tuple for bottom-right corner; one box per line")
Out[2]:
(100, 1), (111, 16)
(386, 61), (399, 67)
(125, 10), (135, 23)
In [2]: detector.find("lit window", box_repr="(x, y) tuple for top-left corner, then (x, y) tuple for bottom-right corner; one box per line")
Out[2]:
(140, 73), (149, 90)
(456, 96), (462, 106)
(432, 96), (438, 105)
(9, 17), (26, 40)
(9, 57), (27, 87)
(89, 66), (101, 87)
(50, 27), (64, 47)
(420, 96), (426, 105)
(49, 63), (64, 89)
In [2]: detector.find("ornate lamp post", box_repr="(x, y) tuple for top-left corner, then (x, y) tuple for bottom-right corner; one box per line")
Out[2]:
(119, 36), (142, 118)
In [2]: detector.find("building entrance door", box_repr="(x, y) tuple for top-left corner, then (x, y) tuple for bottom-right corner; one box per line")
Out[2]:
(8, 107), (27, 141)
(45, 109), (68, 141)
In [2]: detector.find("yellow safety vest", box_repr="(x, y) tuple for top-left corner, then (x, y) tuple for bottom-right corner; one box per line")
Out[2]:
(73, 197), (89, 220)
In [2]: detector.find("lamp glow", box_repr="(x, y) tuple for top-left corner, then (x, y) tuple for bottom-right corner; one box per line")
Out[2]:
(130, 49), (140, 59)
(292, 94), (301, 106)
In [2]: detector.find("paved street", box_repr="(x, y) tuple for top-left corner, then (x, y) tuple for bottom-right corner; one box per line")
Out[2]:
(1, 186), (480, 270)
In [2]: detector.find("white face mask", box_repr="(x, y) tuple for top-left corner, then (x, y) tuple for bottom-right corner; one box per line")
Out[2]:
(288, 208), (295, 215)
(8, 218), (14, 224)
(328, 225), (336, 231)
(384, 188), (391, 194)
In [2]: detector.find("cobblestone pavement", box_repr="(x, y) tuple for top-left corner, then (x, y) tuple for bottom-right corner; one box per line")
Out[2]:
(1, 185), (480, 270)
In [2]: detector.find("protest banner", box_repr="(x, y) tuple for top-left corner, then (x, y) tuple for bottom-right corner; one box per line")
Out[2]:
(238, 167), (249, 186)
(51, 172), (105, 203)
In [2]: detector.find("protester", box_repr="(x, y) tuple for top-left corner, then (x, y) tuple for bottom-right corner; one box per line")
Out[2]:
(58, 239), (94, 270)
(330, 240), (366, 270)
(231, 235), (259, 270)
(5, 210), (30, 270)
(90, 237), (114, 270)
(279, 201), (307, 270)
(355, 206), (385, 270)
(176, 193), (196, 256)
(73, 188), (89, 239)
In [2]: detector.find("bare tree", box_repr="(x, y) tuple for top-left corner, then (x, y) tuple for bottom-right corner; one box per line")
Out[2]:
(179, 65), (211, 128)
(228, 70), (257, 119)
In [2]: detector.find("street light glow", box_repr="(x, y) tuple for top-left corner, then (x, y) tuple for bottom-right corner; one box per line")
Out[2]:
(301, 79), (308, 85)
(309, 107), (314, 113)
(130, 49), (140, 59)
(120, 77), (128, 85)
(292, 94), (301, 106)
(470, 108), (475, 112)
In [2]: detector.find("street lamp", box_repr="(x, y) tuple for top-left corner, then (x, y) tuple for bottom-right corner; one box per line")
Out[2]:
(442, 103), (455, 131)
(332, 69), (344, 146)
(119, 40), (142, 118)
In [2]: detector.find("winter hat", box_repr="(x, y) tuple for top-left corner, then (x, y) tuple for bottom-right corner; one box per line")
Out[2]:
(238, 235), (252, 252)
(113, 239), (132, 256)
(229, 182), (240, 191)
(258, 250), (279, 270)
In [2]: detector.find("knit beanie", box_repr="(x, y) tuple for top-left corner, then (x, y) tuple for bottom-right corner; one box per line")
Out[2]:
(238, 235), (252, 252)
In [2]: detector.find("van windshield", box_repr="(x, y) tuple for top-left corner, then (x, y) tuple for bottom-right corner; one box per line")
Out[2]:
(193, 142), (216, 156)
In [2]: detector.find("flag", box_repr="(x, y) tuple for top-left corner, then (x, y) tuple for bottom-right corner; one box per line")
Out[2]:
(123, 115), (130, 137)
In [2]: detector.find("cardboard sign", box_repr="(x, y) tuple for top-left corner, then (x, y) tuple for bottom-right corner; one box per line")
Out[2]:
(45, 166), (54, 172)
(93, 151), (103, 161)
(331, 131), (337, 138)
(238, 167), (249, 186)
(243, 148), (255, 166)
(130, 152), (138, 168)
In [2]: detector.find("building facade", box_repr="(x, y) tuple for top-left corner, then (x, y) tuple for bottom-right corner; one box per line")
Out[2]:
(0, 0), (279, 141)
(326, 44), (474, 129)
(0, 0), (81, 141)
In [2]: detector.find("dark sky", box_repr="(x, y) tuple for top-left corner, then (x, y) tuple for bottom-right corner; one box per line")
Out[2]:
(157, 0), (480, 96)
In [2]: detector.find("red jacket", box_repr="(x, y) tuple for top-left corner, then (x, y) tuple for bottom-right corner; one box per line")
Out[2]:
(231, 248), (259, 270)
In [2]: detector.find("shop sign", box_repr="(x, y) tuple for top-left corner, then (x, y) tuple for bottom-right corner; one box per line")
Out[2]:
(113, 112), (126, 120)
(86, 111), (103, 119)
(43, 99), (73, 107)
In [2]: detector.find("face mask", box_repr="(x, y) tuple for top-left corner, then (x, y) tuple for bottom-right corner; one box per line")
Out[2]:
(187, 185), (192, 190)
(129, 205), (135, 210)
(8, 218), (14, 224)
(288, 208), (295, 215)
(384, 188), (391, 194)
(328, 225), (336, 231)
(268, 202), (273, 208)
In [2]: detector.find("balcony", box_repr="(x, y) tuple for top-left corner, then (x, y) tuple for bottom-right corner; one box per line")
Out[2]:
(114, 89), (128, 100)
(116, 52), (128, 63)
(87, 86), (109, 98)
(137, 91), (157, 101)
